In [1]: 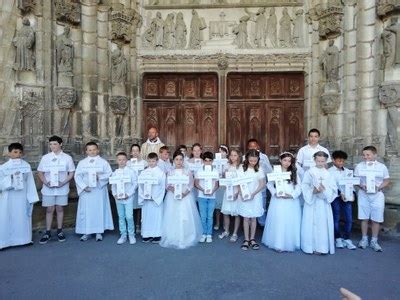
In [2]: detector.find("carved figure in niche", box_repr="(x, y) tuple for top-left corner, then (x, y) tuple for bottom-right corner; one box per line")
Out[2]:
(266, 7), (277, 48)
(13, 17), (35, 71)
(246, 7), (267, 48)
(279, 8), (293, 48)
(152, 12), (164, 49)
(292, 9), (304, 47)
(56, 26), (74, 75)
(111, 48), (128, 84)
(320, 40), (340, 84)
(175, 12), (187, 49)
(233, 15), (251, 49)
(382, 17), (400, 68)
(189, 10), (206, 50)
(163, 13), (175, 49)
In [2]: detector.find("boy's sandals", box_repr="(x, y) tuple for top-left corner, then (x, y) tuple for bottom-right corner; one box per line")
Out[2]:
(241, 240), (250, 250)
(249, 239), (260, 250)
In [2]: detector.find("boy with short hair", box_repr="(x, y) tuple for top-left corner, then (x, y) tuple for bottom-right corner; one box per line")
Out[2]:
(138, 152), (166, 243)
(157, 146), (173, 174)
(329, 150), (356, 250)
(37, 135), (75, 244)
(354, 146), (390, 252)
(74, 142), (114, 242)
(110, 152), (137, 245)
(0, 143), (39, 249)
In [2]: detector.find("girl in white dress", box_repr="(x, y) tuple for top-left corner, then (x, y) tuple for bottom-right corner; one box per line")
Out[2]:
(219, 149), (242, 242)
(262, 152), (302, 252)
(237, 149), (266, 250)
(161, 151), (202, 249)
(214, 144), (229, 231)
(186, 143), (203, 199)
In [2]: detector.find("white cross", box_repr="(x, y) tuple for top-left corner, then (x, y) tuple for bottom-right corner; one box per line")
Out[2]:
(339, 170), (360, 201)
(138, 172), (159, 199)
(129, 158), (146, 173)
(3, 160), (31, 190)
(44, 163), (66, 187)
(82, 161), (103, 188)
(236, 175), (254, 201)
(212, 153), (228, 176)
(357, 166), (384, 194)
(167, 170), (190, 200)
(219, 171), (239, 201)
(109, 169), (131, 199)
(267, 165), (291, 197)
(197, 165), (219, 195)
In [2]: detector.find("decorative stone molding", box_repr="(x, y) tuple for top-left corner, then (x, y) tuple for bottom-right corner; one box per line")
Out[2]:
(217, 54), (228, 70)
(55, 87), (77, 109)
(320, 91), (340, 114)
(377, 0), (400, 19)
(18, 86), (44, 120)
(18, 0), (36, 14)
(110, 5), (142, 44)
(307, 4), (344, 40)
(110, 96), (129, 115)
(379, 82), (400, 107)
(55, 0), (81, 25)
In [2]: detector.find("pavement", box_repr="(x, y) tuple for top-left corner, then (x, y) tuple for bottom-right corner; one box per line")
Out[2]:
(0, 228), (399, 300)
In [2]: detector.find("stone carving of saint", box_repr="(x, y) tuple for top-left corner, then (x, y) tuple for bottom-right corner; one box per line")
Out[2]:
(292, 9), (304, 47)
(163, 13), (175, 50)
(233, 15), (251, 49)
(279, 8), (293, 48)
(56, 26), (74, 75)
(266, 7), (277, 48)
(246, 7), (266, 48)
(320, 40), (340, 83)
(13, 17), (35, 71)
(189, 10), (206, 50)
(111, 48), (128, 84)
(382, 18), (400, 68)
(175, 12), (187, 49)
(152, 12), (164, 49)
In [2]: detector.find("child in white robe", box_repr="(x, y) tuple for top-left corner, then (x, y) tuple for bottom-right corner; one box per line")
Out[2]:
(301, 151), (337, 255)
(219, 149), (242, 242)
(138, 152), (166, 243)
(161, 151), (202, 249)
(237, 149), (266, 251)
(214, 144), (229, 231)
(157, 146), (173, 174)
(0, 143), (39, 250)
(75, 142), (114, 241)
(110, 152), (137, 245)
(262, 151), (302, 252)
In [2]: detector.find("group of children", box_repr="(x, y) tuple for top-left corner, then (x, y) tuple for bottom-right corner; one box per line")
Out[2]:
(0, 129), (390, 254)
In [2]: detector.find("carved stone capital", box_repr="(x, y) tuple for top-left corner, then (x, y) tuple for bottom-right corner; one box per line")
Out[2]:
(379, 82), (400, 107)
(377, 0), (400, 19)
(318, 6), (344, 40)
(320, 91), (341, 114)
(217, 54), (228, 70)
(110, 5), (142, 44)
(18, 86), (44, 119)
(55, 0), (81, 25)
(110, 96), (129, 115)
(55, 87), (77, 109)
(18, 0), (36, 14)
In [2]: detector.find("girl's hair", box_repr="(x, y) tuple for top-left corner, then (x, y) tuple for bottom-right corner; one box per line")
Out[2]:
(228, 149), (242, 169)
(279, 152), (297, 185)
(219, 144), (229, 154)
(190, 143), (202, 158)
(313, 151), (329, 159)
(130, 143), (141, 151)
(173, 150), (184, 160)
(242, 149), (260, 172)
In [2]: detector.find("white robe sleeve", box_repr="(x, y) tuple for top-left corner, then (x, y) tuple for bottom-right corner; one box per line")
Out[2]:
(74, 161), (87, 195)
(0, 171), (12, 192)
(292, 175), (302, 199)
(267, 181), (276, 196)
(152, 169), (166, 206)
(26, 170), (39, 204)
(301, 170), (315, 205)
(98, 160), (112, 189)
(321, 175), (337, 204)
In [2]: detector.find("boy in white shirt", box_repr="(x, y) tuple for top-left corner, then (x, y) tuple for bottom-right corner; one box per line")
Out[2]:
(37, 136), (75, 244)
(157, 146), (173, 174)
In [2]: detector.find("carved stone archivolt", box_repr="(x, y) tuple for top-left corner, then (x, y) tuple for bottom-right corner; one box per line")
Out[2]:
(55, 87), (77, 109)
(110, 4), (142, 44)
(110, 96), (129, 115)
(55, 0), (81, 25)
(18, 0), (36, 14)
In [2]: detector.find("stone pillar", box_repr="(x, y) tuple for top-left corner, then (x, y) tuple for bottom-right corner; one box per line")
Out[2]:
(217, 55), (228, 145)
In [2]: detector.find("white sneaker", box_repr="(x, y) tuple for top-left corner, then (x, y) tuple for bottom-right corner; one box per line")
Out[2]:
(218, 231), (229, 239)
(117, 235), (127, 245)
(343, 239), (356, 250)
(199, 235), (206, 243)
(370, 240), (383, 252)
(206, 235), (213, 243)
(128, 234), (136, 245)
(335, 238), (344, 248)
(95, 233), (103, 241)
(80, 234), (89, 241)
(358, 238), (368, 249)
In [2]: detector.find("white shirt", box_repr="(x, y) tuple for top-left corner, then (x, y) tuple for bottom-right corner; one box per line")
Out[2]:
(37, 151), (75, 196)
(354, 161), (390, 187)
(328, 165), (350, 194)
(296, 144), (331, 169)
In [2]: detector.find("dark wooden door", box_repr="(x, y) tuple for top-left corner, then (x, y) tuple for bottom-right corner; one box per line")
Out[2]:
(227, 73), (304, 158)
(142, 73), (218, 152)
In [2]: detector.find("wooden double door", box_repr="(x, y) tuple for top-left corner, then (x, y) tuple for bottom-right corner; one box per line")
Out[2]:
(142, 72), (304, 157)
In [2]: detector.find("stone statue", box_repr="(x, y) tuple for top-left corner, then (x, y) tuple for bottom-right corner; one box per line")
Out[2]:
(246, 7), (266, 48)
(233, 15), (251, 49)
(382, 18), (400, 68)
(292, 9), (304, 47)
(279, 8), (293, 48)
(266, 7), (277, 48)
(111, 48), (128, 84)
(152, 12), (164, 49)
(320, 40), (340, 84)
(163, 13), (175, 50)
(189, 10), (206, 50)
(175, 12), (187, 49)
(56, 26), (74, 75)
(13, 17), (35, 71)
